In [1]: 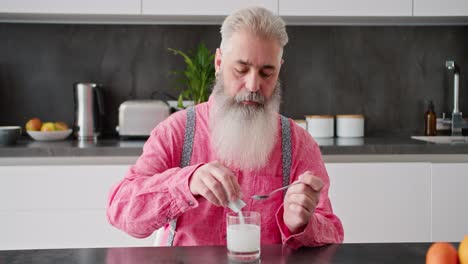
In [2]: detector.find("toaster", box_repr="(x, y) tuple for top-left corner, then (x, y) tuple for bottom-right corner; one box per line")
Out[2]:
(117, 100), (170, 137)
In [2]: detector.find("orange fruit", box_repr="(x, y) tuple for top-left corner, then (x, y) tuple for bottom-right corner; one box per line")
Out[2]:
(460, 235), (468, 264)
(54, 122), (68, 131)
(426, 242), (458, 264)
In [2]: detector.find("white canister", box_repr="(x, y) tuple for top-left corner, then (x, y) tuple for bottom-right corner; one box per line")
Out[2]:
(305, 115), (334, 138)
(336, 114), (365, 138)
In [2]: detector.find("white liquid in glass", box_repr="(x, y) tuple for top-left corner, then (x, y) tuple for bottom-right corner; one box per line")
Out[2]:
(227, 224), (260, 253)
(226, 211), (260, 262)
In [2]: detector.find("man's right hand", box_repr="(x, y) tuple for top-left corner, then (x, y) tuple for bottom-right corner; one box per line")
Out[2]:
(189, 161), (241, 207)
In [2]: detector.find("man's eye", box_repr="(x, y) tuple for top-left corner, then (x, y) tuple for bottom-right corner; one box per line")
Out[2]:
(260, 71), (273, 78)
(235, 68), (248, 74)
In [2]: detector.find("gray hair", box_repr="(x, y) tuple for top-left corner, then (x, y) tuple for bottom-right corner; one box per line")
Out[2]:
(220, 6), (288, 57)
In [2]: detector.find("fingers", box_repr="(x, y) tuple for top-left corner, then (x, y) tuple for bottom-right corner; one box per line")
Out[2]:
(286, 193), (317, 213)
(189, 161), (241, 207)
(283, 172), (323, 233)
(283, 203), (310, 233)
(197, 185), (223, 207)
(284, 190), (319, 223)
(210, 165), (241, 201)
(299, 172), (324, 192)
(285, 173), (323, 198)
(287, 203), (311, 221)
(283, 193), (318, 233)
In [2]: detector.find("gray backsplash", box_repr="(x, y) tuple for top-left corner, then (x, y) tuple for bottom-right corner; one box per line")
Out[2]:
(0, 23), (467, 137)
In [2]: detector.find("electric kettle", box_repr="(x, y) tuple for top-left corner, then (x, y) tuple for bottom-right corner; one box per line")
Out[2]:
(73, 82), (105, 141)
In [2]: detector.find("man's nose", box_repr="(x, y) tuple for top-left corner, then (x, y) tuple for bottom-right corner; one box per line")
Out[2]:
(245, 72), (261, 93)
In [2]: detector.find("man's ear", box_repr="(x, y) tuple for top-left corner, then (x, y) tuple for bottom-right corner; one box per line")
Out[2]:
(276, 58), (284, 74)
(215, 48), (223, 73)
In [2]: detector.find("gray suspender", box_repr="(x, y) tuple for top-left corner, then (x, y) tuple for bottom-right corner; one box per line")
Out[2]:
(180, 107), (196, 168)
(280, 115), (292, 197)
(167, 107), (196, 246)
(167, 109), (291, 246)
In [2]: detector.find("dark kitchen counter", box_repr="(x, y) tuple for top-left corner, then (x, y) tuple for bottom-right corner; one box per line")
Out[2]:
(0, 136), (468, 158)
(0, 243), (445, 264)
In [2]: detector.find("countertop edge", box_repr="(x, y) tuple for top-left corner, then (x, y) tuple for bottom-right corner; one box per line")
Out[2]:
(1, 154), (468, 166)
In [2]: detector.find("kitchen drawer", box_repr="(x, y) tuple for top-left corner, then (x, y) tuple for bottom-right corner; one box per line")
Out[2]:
(326, 163), (432, 243)
(0, 209), (155, 250)
(431, 163), (468, 242)
(0, 165), (129, 210)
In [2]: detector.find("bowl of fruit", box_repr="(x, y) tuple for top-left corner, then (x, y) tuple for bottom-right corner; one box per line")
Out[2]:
(25, 118), (72, 141)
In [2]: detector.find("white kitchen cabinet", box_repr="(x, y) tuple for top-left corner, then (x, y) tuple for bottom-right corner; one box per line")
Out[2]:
(0, 165), (155, 250)
(0, 210), (154, 250)
(414, 0), (468, 16)
(1, 159), (466, 249)
(279, 0), (413, 17)
(0, 0), (139, 15)
(326, 163), (432, 243)
(142, 0), (277, 16)
(431, 163), (468, 242)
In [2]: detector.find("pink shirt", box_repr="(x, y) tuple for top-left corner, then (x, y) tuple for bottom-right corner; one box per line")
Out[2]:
(107, 97), (344, 249)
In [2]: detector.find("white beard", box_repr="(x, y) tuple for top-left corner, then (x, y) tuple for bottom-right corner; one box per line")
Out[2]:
(210, 75), (282, 171)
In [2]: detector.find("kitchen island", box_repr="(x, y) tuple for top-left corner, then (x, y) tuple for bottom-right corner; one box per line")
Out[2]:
(0, 243), (445, 264)
(0, 137), (467, 250)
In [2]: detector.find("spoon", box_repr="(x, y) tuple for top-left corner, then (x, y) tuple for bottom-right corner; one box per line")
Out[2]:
(251, 182), (301, 200)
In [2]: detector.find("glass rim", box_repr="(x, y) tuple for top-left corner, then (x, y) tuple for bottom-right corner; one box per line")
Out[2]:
(226, 211), (260, 219)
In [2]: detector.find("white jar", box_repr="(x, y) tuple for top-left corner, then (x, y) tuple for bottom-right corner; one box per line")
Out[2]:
(305, 115), (334, 138)
(336, 115), (365, 138)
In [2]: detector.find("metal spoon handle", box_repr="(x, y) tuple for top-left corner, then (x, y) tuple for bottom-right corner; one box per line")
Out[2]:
(266, 181), (301, 196)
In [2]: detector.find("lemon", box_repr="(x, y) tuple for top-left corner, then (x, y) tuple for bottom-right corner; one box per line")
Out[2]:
(40, 122), (56, 132)
(460, 235), (468, 264)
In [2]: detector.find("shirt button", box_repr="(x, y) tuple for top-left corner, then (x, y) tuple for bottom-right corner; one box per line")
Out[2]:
(188, 201), (194, 206)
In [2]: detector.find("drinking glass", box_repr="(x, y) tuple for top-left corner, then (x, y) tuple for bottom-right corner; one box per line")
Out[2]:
(226, 211), (261, 263)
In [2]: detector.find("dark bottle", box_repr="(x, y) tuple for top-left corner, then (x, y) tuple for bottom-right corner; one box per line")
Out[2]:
(424, 100), (437, 136)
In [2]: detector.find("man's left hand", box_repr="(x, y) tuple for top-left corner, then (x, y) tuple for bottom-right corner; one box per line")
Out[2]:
(283, 172), (324, 234)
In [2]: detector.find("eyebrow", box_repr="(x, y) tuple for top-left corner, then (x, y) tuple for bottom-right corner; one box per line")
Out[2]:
(236, 60), (276, 70)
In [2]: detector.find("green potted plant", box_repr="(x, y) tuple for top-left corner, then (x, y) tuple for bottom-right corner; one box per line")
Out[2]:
(168, 43), (215, 109)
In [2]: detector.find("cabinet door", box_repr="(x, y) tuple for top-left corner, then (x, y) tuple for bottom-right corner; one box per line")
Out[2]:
(279, 0), (412, 16)
(414, 0), (468, 16)
(0, 165), (156, 250)
(0, 210), (155, 250)
(0, 165), (128, 210)
(432, 163), (468, 242)
(0, 0), (140, 15)
(326, 163), (431, 243)
(142, 0), (277, 16)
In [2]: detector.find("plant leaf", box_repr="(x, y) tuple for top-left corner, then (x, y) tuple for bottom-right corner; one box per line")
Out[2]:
(168, 43), (216, 104)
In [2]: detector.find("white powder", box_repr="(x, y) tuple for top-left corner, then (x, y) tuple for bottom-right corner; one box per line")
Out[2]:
(238, 210), (245, 225)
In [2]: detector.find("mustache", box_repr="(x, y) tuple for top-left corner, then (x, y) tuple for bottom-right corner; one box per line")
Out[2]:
(234, 91), (266, 105)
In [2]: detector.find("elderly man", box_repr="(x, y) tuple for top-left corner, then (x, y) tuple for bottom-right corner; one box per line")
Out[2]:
(107, 6), (344, 248)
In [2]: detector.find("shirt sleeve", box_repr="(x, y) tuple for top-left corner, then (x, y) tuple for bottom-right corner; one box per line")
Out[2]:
(106, 111), (202, 238)
(275, 121), (344, 248)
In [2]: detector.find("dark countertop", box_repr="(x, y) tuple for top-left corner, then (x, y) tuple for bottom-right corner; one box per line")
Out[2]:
(0, 243), (445, 264)
(0, 136), (468, 158)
